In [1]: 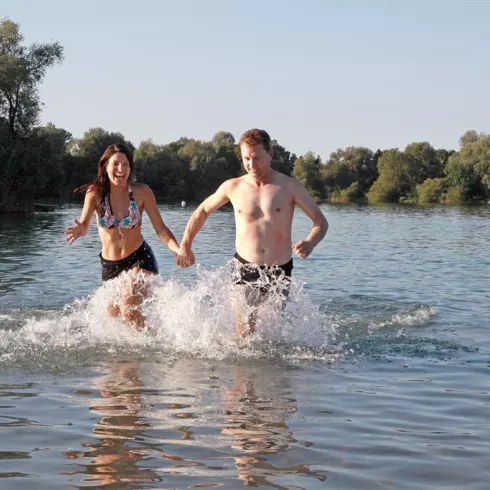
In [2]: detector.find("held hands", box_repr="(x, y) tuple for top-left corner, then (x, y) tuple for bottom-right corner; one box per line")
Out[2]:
(292, 239), (315, 260)
(64, 219), (83, 246)
(176, 245), (195, 268)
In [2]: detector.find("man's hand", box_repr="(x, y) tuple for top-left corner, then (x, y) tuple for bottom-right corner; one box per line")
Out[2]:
(176, 245), (196, 268)
(292, 240), (315, 260)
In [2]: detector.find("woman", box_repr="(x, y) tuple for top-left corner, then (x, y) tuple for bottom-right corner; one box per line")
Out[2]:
(65, 143), (183, 329)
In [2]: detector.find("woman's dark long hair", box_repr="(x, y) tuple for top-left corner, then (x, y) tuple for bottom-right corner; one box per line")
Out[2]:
(75, 144), (134, 213)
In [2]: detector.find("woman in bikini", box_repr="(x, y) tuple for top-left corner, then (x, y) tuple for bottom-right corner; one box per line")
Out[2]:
(64, 143), (188, 329)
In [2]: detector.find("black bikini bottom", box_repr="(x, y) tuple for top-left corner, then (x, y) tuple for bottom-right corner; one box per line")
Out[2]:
(100, 241), (158, 282)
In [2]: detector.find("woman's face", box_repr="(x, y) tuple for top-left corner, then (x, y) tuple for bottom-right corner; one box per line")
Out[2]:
(106, 152), (131, 187)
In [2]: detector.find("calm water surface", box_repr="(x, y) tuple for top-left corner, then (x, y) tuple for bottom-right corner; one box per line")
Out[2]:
(0, 204), (489, 489)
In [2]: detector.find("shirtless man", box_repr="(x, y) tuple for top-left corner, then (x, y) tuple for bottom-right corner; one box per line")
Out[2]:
(176, 129), (328, 336)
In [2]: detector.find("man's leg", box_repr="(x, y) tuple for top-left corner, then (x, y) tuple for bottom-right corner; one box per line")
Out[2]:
(232, 284), (267, 337)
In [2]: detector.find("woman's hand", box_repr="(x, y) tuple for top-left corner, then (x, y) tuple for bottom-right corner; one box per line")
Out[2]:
(176, 245), (195, 268)
(65, 219), (84, 246)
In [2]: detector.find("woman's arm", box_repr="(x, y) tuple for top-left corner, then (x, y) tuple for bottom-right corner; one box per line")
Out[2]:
(141, 184), (180, 254)
(65, 188), (97, 246)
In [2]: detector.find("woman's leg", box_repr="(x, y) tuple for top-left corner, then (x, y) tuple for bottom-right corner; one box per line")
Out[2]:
(120, 268), (152, 330)
(107, 301), (120, 318)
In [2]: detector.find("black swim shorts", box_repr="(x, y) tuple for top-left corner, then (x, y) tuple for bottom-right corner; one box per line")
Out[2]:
(232, 252), (293, 296)
(100, 241), (158, 282)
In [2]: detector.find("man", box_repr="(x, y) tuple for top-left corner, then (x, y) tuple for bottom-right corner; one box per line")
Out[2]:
(176, 129), (328, 336)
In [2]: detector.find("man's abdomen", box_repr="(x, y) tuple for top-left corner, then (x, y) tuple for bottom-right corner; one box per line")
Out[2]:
(235, 220), (292, 266)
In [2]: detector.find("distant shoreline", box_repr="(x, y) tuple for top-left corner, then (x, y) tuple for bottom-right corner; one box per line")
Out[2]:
(2, 199), (488, 215)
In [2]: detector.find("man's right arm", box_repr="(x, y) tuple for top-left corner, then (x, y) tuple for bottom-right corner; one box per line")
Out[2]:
(176, 180), (233, 267)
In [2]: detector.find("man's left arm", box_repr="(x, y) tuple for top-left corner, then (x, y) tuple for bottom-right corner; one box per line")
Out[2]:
(291, 179), (328, 259)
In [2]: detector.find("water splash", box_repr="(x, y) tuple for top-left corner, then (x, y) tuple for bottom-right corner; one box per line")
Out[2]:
(0, 264), (340, 371)
(370, 304), (438, 332)
(327, 296), (439, 338)
(0, 264), (457, 372)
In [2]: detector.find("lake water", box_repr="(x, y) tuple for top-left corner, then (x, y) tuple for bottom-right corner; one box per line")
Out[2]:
(0, 204), (489, 489)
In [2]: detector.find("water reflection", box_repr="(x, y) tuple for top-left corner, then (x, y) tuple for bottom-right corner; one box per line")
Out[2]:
(222, 364), (327, 488)
(64, 361), (162, 488)
(62, 360), (328, 488)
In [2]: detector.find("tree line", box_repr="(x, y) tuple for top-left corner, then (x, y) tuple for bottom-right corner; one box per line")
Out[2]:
(1, 19), (489, 212)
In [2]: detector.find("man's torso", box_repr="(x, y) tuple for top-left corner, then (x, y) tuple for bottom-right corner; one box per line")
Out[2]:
(229, 173), (295, 265)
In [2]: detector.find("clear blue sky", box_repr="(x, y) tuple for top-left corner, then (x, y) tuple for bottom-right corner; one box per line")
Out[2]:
(4, 0), (489, 159)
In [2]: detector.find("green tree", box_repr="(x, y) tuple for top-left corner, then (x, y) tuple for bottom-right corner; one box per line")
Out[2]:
(441, 130), (490, 202)
(178, 139), (240, 200)
(0, 18), (63, 140)
(416, 178), (447, 203)
(367, 149), (415, 203)
(436, 148), (454, 170)
(292, 152), (325, 202)
(271, 140), (296, 176)
(211, 131), (235, 151)
(0, 122), (71, 206)
(322, 146), (379, 201)
(458, 133), (490, 199)
(134, 138), (162, 160)
(329, 181), (363, 204)
(459, 129), (480, 148)
(404, 141), (443, 181)
(135, 146), (188, 201)
(443, 152), (480, 202)
(163, 137), (191, 155)
(30, 122), (72, 198)
(0, 19), (64, 210)
(69, 127), (134, 161)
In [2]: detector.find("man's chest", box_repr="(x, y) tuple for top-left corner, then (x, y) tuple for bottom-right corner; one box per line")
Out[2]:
(231, 186), (293, 221)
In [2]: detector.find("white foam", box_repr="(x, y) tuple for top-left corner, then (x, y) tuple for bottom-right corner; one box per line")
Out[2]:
(0, 263), (340, 368)
(392, 305), (438, 326)
(367, 304), (438, 333)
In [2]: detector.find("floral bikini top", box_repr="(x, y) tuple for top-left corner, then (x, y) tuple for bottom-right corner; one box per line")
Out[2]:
(97, 186), (142, 229)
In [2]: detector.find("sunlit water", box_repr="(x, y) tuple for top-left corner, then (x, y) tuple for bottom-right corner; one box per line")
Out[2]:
(0, 204), (489, 489)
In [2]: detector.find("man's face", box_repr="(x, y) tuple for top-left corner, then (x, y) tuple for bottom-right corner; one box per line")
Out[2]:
(240, 143), (272, 180)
